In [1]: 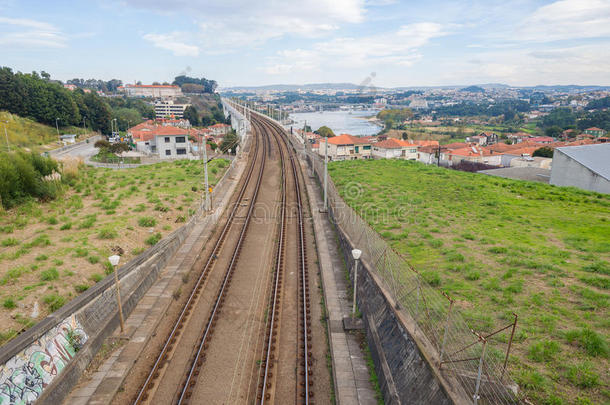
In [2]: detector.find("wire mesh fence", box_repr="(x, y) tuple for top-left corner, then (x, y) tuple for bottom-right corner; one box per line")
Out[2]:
(289, 131), (520, 405)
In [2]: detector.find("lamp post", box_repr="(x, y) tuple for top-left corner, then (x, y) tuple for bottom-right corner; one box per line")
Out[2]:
(108, 255), (125, 333)
(55, 118), (60, 143)
(351, 249), (362, 318)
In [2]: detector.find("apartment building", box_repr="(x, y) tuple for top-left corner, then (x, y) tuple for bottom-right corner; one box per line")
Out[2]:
(154, 100), (190, 118)
(118, 84), (182, 98)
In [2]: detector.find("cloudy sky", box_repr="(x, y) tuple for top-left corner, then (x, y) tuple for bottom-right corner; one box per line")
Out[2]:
(1, 0), (609, 87)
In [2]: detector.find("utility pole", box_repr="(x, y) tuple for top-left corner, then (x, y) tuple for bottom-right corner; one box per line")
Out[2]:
(203, 131), (210, 211)
(323, 136), (329, 212)
(437, 144), (441, 167)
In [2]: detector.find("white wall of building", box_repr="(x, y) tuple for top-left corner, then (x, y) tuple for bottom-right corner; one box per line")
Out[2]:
(550, 150), (610, 193)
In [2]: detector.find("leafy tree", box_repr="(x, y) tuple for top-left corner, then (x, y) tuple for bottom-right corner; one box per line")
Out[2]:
(173, 75), (217, 93)
(183, 105), (199, 126)
(533, 147), (554, 158)
(112, 107), (142, 130)
(586, 96), (610, 110)
(303, 124), (312, 132)
(540, 108), (576, 129)
(314, 126), (335, 138)
(545, 126), (563, 138)
(402, 132), (408, 140)
(220, 130), (239, 154)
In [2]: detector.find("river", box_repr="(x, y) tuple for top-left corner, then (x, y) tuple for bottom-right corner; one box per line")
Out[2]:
(289, 110), (382, 136)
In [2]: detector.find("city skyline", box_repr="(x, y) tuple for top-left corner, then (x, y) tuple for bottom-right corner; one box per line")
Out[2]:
(1, 0), (609, 87)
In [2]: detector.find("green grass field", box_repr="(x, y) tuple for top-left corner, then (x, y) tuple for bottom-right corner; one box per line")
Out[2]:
(329, 159), (609, 405)
(0, 158), (229, 344)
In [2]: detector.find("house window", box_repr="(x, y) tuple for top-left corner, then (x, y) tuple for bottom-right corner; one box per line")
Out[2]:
(165, 150), (171, 156)
(164, 137), (170, 143)
(176, 148), (187, 155)
(176, 137), (186, 143)
(363, 145), (371, 150)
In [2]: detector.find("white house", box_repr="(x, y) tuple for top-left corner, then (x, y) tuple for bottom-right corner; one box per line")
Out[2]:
(371, 138), (418, 160)
(318, 134), (372, 161)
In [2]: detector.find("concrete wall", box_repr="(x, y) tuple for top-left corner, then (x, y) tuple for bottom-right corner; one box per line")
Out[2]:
(550, 149), (610, 194)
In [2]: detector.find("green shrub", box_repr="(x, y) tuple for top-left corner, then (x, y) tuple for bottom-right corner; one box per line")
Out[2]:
(74, 284), (89, 293)
(465, 271), (480, 281)
(40, 268), (59, 281)
(60, 222), (72, 230)
(528, 339), (560, 362)
(488, 246), (508, 254)
(145, 232), (162, 246)
(2, 297), (16, 309)
(565, 327), (608, 357)
(88, 256), (100, 264)
(47, 216), (58, 225)
(422, 271), (441, 286)
(1, 237), (19, 247)
(566, 362), (599, 388)
(98, 226), (117, 239)
(91, 273), (103, 282)
(103, 261), (114, 275)
(78, 215), (96, 229)
(73, 247), (88, 257)
(42, 294), (65, 311)
(578, 275), (609, 289)
(138, 216), (157, 227)
(582, 261), (610, 275)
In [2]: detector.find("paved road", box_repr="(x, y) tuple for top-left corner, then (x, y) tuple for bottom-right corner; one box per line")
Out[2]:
(49, 138), (99, 159)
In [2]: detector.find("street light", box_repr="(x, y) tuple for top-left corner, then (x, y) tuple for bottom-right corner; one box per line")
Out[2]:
(108, 255), (125, 333)
(55, 118), (60, 143)
(351, 249), (362, 318)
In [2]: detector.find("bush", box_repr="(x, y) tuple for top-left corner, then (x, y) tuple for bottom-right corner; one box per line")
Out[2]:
(138, 216), (157, 227)
(74, 284), (89, 293)
(40, 268), (59, 281)
(88, 256), (100, 264)
(566, 362), (599, 388)
(1, 237), (19, 247)
(145, 232), (162, 246)
(60, 222), (72, 230)
(2, 298), (16, 309)
(0, 151), (61, 209)
(98, 226), (117, 239)
(43, 294), (65, 311)
(528, 339), (560, 362)
(565, 327), (608, 357)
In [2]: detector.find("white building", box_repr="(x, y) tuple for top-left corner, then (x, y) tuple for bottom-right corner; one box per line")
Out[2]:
(118, 84), (182, 98)
(371, 138), (418, 160)
(318, 134), (372, 161)
(550, 144), (610, 194)
(154, 100), (190, 118)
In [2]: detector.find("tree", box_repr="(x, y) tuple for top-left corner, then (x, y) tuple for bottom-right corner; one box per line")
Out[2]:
(183, 105), (199, 126)
(315, 126), (335, 138)
(113, 107), (142, 130)
(220, 130), (239, 154)
(303, 124), (312, 133)
(545, 126), (562, 138)
(402, 132), (408, 140)
(533, 147), (554, 158)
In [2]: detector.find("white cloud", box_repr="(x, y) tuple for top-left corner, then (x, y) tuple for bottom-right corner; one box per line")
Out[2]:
(0, 17), (66, 48)
(263, 22), (447, 75)
(517, 0), (610, 41)
(143, 33), (200, 56)
(121, 0), (366, 51)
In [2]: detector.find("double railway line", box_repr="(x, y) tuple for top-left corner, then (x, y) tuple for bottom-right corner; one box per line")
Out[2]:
(127, 105), (322, 405)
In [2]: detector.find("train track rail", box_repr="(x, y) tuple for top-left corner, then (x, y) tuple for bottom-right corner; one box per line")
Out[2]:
(133, 115), (266, 405)
(255, 116), (313, 404)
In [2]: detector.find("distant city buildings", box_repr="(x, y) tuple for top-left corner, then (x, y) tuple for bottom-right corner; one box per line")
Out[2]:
(153, 100), (190, 118)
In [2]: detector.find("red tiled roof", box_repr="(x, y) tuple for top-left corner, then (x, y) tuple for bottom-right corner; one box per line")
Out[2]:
(585, 127), (603, 131)
(325, 134), (370, 145)
(374, 138), (417, 149)
(412, 140), (439, 147)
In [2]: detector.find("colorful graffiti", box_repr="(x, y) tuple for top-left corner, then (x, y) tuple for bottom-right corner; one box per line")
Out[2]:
(0, 315), (88, 405)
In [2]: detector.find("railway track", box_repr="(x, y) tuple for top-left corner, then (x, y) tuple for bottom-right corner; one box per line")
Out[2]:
(133, 115), (267, 404)
(255, 116), (313, 404)
(130, 103), (319, 405)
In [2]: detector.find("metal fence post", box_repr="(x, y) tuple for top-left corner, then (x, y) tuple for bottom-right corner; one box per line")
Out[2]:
(473, 337), (487, 405)
(502, 313), (518, 379)
(439, 297), (454, 366)
(415, 278), (420, 321)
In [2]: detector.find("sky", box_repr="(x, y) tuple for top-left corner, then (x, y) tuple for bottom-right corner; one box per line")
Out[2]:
(1, 0), (609, 88)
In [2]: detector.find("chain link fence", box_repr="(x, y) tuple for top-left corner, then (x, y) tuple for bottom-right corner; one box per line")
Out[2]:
(290, 131), (519, 405)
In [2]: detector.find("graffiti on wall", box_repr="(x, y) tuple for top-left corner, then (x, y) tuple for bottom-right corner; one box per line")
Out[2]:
(0, 315), (88, 405)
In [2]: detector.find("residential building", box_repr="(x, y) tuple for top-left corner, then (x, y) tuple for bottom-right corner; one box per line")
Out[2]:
(550, 143), (610, 193)
(584, 127), (607, 137)
(466, 132), (498, 146)
(117, 84), (182, 98)
(154, 100), (190, 119)
(208, 123), (231, 136)
(154, 127), (191, 159)
(318, 134), (372, 160)
(529, 136), (554, 144)
(371, 138), (418, 160)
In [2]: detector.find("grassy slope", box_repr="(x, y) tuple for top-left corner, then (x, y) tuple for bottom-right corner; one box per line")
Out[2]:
(329, 159), (609, 405)
(0, 158), (229, 343)
(0, 111), (93, 152)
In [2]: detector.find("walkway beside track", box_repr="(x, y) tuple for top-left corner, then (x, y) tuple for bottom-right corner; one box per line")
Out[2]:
(300, 159), (378, 405)
(64, 152), (249, 405)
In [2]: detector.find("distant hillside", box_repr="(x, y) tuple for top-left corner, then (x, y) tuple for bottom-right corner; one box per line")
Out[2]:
(0, 111), (89, 151)
(222, 83), (363, 92)
(460, 85), (485, 93)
